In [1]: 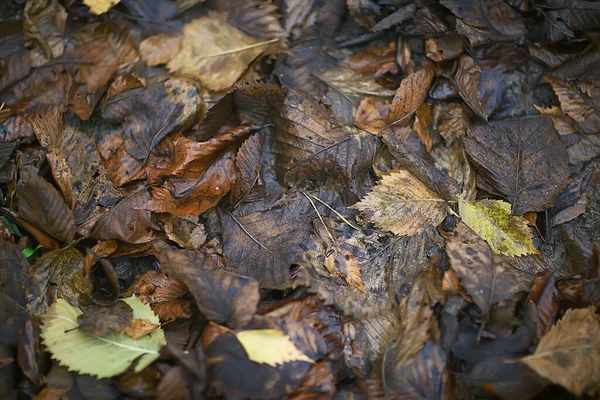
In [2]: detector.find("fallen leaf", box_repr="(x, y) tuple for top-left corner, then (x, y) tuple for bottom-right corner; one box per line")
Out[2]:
(77, 302), (133, 337)
(354, 97), (390, 134)
(544, 76), (600, 134)
(167, 17), (275, 91)
(124, 318), (160, 340)
(453, 55), (488, 120)
(236, 329), (314, 367)
(533, 104), (578, 136)
(139, 33), (182, 67)
(387, 61), (435, 127)
(352, 170), (448, 236)
(459, 199), (537, 257)
(18, 174), (75, 244)
(446, 222), (525, 315)
(83, 0), (121, 15)
(316, 67), (395, 97)
(425, 33), (467, 62)
(323, 246), (365, 292)
(230, 134), (265, 207)
(520, 307), (600, 396)
(22, 0), (66, 66)
(41, 297), (165, 378)
(464, 115), (570, 215)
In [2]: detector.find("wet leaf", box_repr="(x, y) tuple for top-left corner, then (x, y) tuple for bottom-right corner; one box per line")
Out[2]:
(18, 174), (75, 244)
(77, 302), (133, 337)
(316, 67), (395, 98)
(230, 134), (265, 207)
(544, 76), (600, 134)
(520, 306), (600, 396)
(236, 329), (314, 367)
(352, 170), (447, 236)
(167, 18), (276, 91)
(445, 223), (525, 315)
(459, 199), (537, 257)
(139, 33), (182, 67)
(464, 115), (570, 215)
(387, 61), (435, 128)
(41, 297), (165, 378)
(154, 241), (259, 329)
(453, 55), (488, 121)
(354, 97), (390, 135)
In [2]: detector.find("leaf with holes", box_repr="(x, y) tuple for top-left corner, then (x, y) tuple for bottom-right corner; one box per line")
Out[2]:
(464, 115), (570, 215)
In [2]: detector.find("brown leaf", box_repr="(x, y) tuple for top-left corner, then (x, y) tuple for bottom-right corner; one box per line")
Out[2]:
(22, 0), (66, 66)
(425, 33), (467, 62)
(316, 67), (396, 98)
(526, 271), (559, 336)
(435, 102), (470, 145)
(123, 270), (189, 304)
(77, 302), (133, 337)
(464, 115), (571, 215)
(218, 0), (286, 44)
(453, 55), (489, 121)
(354, 97), (390, 135)
(387, 61), (435, 127)
(161, 216), (207, 251)
(18, 175), (75, 244)
(139, 33), (182, 67)
(347, 0), (381, 29)
(124, 318), (160, 340)
(520, 307), (600, 396)
(413, 103), (433, 152)
(230, 134), (265, 207)
(91, 190), (155, 244)
(544, 76), (600, 134)
(533, 104), (578, 136)
(445, 223), (524, 315)
(154, 241), (259, 329)
(323, 246), (364, 292)
(349, 41), (399, 79)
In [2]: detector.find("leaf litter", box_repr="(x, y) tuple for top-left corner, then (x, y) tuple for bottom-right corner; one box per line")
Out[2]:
(0, 0), (599, 398)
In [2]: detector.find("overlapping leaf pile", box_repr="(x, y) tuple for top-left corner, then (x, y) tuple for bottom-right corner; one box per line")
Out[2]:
(0, 0), (599, 398)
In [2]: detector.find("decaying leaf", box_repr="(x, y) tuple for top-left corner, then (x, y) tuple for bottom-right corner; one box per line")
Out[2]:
(520, 307), (600, 396)
(41, 297), (165, 378)
(77, 302), (133, 337)
(167, 17), (276, 91)
(316, 67), (395, 98)
(544, 76), (600, 134)
(352, 170), (447, 236)
(464, 115), (570, 215)
(445, 223), (525, 315)
(453, 55), (488, 121)
(459, 199), (537, 257)
(387, 61), (435, 127)
(139, 33), (182, 67)
(235, 329), (314, 367)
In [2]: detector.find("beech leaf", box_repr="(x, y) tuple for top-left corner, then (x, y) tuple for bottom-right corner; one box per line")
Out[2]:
(387, 61), (435, 127)
(352, 170), (447, 236)
(236, 329), (314, 367)
(520, 307), (600, 396)
(459, 199), (537, 257)
(41, 297), (165, 378)
(464, 115), (570, 215)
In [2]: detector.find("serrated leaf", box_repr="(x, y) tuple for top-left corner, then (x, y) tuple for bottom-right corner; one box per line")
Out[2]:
(446, 223), (525, 315)
(387, 61), (435, 127)
(352, 170), (447, 236)
(41, 297), (165, 378)
(236, 329), (314, 367)
(464, 115), (570, 215)
(520, 307), (600, 396)
(459, 199), (537, 257)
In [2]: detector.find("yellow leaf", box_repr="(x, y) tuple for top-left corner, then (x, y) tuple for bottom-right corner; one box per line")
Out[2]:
(236, 329), (314, 367)
(167, 18), (277, 91)
(459, 199), (537, 257)
(352, 170), (447, 236)
(83, 0), (121, 15)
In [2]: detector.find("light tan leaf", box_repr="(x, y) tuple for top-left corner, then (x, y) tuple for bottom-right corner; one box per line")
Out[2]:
(139, 34), (182, 67)
(520, 307), (600, 396)
(235, 329), (314, 367)
(316, 67), (396, 97)
(387, 61), (435, 127)
(355, 97), (390, 134)
(352, 170), (447, 236)
(459, 199), (537, 257)
(83, 0), (121, 14)
(167, 17), (276, 91)
(445, 222), (525, 315)
(124, 318), (160, 340)
(544, 76), (600, 134)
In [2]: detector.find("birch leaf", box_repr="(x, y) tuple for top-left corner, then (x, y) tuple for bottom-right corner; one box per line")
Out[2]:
(459, 199), (537, 257)
(352, 170), (447, 236)
(41, 297), (165, 378)
(520, 307), (600, 396)
(236, 329), (314, 367)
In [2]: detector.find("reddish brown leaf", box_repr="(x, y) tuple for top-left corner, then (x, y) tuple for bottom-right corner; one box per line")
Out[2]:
(387, 61), (435, 127)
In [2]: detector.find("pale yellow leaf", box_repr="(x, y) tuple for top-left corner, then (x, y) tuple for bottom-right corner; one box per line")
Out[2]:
(167, 17), (276, 91)
(352, 170), (447, 236)
(236, 329), (314, 367)
(459, 199), (537, 257)
(520, 307), (600, 396)
(83, 0), (120, 15)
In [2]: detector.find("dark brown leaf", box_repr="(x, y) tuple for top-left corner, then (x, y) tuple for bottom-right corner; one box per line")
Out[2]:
(77, 302), (133, 337)
(18, 174), (75, 243)
(230, 134), (265, 207)
(464, 115), (570, 215)
(527, 271), (559, 336)
(154, 241), (259, 329)
(544, 76), (600, 135)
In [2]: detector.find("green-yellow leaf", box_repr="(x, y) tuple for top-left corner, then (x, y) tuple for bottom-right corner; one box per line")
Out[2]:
(236, 329), (314, 367)
(41, 297), (165, 378)
(82, 0), (121, 15)
(352, 170), (447, 236)
(459, 199), (537, 257)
